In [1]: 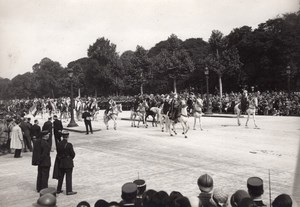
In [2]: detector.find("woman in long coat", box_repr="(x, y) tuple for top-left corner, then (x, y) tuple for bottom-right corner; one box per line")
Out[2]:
(10, 119), (23, 158)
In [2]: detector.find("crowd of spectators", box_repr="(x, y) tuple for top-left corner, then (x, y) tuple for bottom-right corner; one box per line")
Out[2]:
(34, 174), (295, 207)
(0, 91), (299, 116)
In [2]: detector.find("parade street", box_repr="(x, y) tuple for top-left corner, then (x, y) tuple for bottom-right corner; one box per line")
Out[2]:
(0, 111), (299, 207)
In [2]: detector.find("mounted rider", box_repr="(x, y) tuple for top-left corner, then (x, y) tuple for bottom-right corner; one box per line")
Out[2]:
(240, 90), (249, 114)
(105, 99), (115, 116)
(187, 92), (195, 115)
(168, 92), (181, 123)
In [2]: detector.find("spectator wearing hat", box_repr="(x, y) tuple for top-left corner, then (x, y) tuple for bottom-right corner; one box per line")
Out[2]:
(36, 130), (51, 192)
(210, 188), (229, 207)
(230, 190), (251, 207)
(197, 174), (214, 207)
(169, 191), (183, 207)
(247, 177), (266, 207)
(77, 200), (91, 207)
(175, 196), (192, 207)
(142, 189), (157, 207)
(272, 194), (292, 207)
(42, 117), (53, 151)
(152, 191), (170, 207)
(133, 179), (146, 207)
(53, 115), (63, 148)
(82, 108), (93, 135)
(94, 199), (109, 207)
(33, 193), (57, 207)
(120, 182), (138, 206)
(10, 119), (23, 158)
(55, 130), (77, 195)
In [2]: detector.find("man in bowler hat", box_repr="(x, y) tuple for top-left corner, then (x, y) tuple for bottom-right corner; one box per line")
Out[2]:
(54, 130), (77, 195)
(36, 130), (51, 192)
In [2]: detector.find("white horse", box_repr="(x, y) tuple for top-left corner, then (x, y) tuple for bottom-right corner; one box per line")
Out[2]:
(130, 100), (149, 128)
(103, 103), (122, 130)
(168, 99), (190, 138)
(234, 97), (258, 128)
(192, 98), (204, 130)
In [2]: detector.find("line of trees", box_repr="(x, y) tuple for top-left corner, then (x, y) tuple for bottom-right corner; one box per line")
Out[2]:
(0, 11), (299, 99)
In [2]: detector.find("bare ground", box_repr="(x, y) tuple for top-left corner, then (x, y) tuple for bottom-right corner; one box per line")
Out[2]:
(0, 111), (299, 207)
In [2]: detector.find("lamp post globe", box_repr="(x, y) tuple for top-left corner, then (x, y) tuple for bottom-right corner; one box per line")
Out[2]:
(67, 67), (78, 127)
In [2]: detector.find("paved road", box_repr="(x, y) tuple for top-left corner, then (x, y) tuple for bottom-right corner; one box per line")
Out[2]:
(0, 112), (299, 207)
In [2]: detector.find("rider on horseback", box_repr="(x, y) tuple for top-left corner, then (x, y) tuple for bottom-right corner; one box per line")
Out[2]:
(187, 92), (195, 116)
(168, 92), (181, 123)
(105, 99), (115, 116)
(240, 90), (249, 114)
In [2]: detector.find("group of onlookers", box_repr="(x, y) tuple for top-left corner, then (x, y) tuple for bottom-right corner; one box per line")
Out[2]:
(1, 91), (299, 119)
(34, 174), (295, 207)
(211, 91), (300, 116)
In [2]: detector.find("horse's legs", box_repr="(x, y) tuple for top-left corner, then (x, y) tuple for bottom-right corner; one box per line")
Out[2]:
(253, 112), (258, 128)
(238, 113), (241, 126)
(113, 118), (117, 130)
(193, 116), (196, 130)
(199, 116), (203, 130)
(245, 111), (250, 127)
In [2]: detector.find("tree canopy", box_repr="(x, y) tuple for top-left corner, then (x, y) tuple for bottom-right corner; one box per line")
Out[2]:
(1, 11), (299, 99)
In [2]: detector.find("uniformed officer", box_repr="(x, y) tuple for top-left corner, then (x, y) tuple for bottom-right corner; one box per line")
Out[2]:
(36, 130), (51, 192)
(120, 182), (138, 206)
(55, 130), (77, 195)
(133, 179), (146, 207)
(247, 177), (267, 207)
(197, 174), (214, 207)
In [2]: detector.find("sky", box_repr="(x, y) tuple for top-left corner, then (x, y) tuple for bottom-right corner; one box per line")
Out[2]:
(0, 0), (299, 80)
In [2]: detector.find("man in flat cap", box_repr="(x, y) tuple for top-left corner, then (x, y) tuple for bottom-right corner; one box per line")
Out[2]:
(36, 130), (51, 192)
(55, 130), (77, 195)
(247, 177), (266, 207)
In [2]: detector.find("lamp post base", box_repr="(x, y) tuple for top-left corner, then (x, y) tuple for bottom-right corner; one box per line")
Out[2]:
(67, 120), (78, 128)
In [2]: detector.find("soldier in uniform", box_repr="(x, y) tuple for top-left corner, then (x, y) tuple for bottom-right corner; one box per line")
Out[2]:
(36, 130), (51, 192)
(53, 115), (63, 148)
(42, 117), (53, 151)
(247, 177), (267, 207)
(54, 130), (77, 195)
(120, 182), (138, 206)
(197, 174), (214, 207)
(133, 179), (146, 207)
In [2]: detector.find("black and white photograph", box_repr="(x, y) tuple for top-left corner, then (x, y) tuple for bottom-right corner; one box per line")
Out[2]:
(0, 0), (299, 206)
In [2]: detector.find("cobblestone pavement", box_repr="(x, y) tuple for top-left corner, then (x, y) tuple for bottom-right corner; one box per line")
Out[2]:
(0, 111), (299, 207)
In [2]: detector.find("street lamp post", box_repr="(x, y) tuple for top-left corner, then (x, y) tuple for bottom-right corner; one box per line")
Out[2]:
(67, 68), (78, 127)
(286, 65), (291, 96)
(204, 66), (212, 114)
